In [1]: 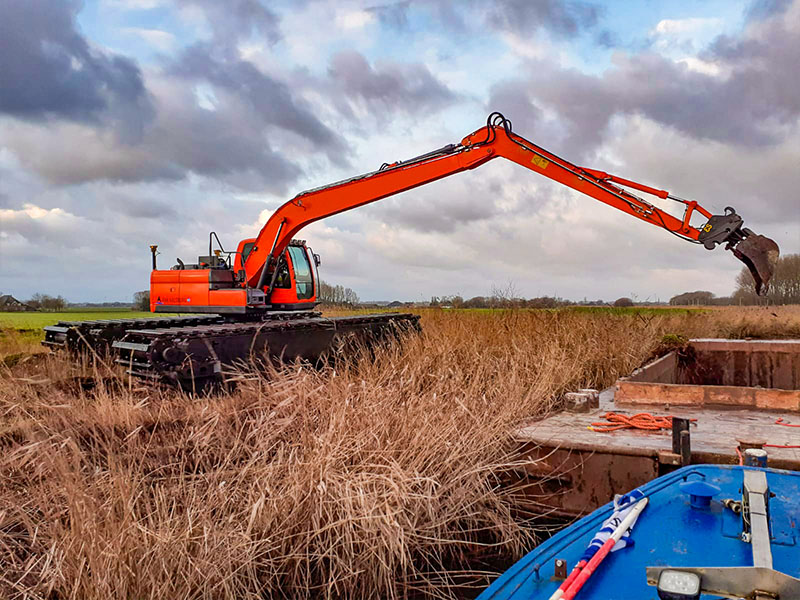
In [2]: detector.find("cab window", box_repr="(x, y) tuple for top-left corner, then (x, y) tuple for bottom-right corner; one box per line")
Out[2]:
(240, 242), (255, 269)
(288, 246), (314, 299)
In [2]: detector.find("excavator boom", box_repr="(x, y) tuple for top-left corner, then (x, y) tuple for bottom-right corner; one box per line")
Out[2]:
(246, 113), (778, 296)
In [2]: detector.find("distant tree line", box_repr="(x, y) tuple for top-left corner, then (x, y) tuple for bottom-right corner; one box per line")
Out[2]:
(318, 281), (360, 306)
(429, 294), (611, 309)
(731, 253), (800, 305)
(669, 253), (800, 306)
(668, 291), (725, 306)
(26, 293), (66, 311)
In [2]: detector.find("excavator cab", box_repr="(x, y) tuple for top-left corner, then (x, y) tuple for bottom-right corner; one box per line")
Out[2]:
(267, 241), (320, 309)
(234, 238), (320, 308)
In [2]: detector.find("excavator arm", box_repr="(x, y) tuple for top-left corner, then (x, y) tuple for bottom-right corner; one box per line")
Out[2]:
(245, 113), (779, 295)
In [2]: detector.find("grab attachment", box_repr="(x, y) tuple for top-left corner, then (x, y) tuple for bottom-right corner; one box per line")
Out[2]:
(697, 207), (779, 296)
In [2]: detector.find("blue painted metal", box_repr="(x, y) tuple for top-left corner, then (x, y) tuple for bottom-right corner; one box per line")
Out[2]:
(678, 476), (720, 509)
(478, 465), (800, 600)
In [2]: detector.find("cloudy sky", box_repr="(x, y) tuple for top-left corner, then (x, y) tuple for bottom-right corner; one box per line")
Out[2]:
(1, 0), (798, 303)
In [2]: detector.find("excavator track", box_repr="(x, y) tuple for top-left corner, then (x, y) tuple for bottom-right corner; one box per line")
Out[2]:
(43, 315), (226, 353)
(112, 313), (420, 388)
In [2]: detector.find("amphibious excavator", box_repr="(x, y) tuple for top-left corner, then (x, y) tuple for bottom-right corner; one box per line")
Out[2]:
(44, 113), (779, 388)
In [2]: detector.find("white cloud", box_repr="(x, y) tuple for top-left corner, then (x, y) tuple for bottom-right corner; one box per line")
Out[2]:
(677, 56), (723, 76)
(652, 17), (722, 36)
(103, 0), (164, 10)
(336, 10), (375, 30)
(649, 16), (725, 58)
(121, 27), (176, 51)
(0, 203), (71, 222)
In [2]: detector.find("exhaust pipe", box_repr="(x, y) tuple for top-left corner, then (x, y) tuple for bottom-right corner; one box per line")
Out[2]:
(698, 207), (780, 296)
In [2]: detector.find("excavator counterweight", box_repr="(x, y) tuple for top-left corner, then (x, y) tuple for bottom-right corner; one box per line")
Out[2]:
(44, 112), (780, 389)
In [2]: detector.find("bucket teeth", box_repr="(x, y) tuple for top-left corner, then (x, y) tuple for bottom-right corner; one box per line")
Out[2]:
(732, 234), (780, 296)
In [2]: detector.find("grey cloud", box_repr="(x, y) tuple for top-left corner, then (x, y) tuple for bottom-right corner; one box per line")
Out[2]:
(508, 63), (614, 159)
(487, 81), (542, 136)
(599, 117), (800, 229)
(365, 0), (600, 36)
(3, 80), (304, 193)
(487, 0), (602, 36)
(367, 1), (411, 29)
(745, 0), (792, 21)
(486, 81), (573, 159)
(511, 1), (800, 155)
(371, 173), (511, 234)
(174, 0), (281, 45)
(146, 86), (305, 189)
(173, 45), (346, 162)
(0, 0), (344, 192)
(114, 195), (179, 221)
(328, 50), (457, 116)
(0, 0), (153, 139)
(549, 53), (777, 145)
(3, 41), (348, 191)
(0, 209), (87, 250)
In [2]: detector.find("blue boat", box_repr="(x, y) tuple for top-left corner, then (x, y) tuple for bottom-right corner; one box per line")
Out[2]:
(478, 464), (800, 600)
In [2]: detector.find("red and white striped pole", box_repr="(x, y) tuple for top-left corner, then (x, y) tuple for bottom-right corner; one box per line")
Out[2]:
(547, 560), (587, 600)
(560, 497), (649, 600)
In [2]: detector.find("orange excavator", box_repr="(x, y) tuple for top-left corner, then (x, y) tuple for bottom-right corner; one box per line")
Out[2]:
(44, 113), (779, 387)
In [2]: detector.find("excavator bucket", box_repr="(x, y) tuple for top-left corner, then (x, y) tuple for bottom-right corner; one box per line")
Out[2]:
(697, 207), (779, 296)
(731, 233), (780, 296)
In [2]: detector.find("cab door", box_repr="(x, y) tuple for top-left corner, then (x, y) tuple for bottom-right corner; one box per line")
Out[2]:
(287, 245), (315, 301)
(267, 246), (317, 309)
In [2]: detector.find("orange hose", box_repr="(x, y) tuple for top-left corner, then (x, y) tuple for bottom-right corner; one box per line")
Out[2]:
(588, 412), (696, 433)
(766, 418), (800, 447)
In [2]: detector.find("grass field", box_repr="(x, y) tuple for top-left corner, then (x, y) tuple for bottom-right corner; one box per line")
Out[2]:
(1, 306), (799, 598)
(0, 310), (172, 330)
(0, 310), (180, 358)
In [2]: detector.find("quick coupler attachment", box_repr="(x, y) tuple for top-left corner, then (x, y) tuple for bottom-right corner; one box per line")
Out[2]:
(698, 207), (779, 296)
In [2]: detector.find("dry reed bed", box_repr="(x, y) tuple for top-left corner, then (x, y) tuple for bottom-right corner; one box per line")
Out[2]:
(1, 306), (799, 599)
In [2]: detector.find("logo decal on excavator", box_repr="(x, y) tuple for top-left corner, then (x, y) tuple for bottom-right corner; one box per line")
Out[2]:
(703, 224), (713, 232)
(531, 155), (549, 169)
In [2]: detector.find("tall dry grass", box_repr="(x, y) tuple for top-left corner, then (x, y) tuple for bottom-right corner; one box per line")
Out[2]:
(1, 306), (798, 599)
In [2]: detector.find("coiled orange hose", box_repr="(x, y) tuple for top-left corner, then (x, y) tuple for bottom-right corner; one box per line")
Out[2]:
(588, 412), (696, 433)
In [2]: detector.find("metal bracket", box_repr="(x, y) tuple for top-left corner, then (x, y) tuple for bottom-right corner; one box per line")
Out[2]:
(554, 558), (567, 580)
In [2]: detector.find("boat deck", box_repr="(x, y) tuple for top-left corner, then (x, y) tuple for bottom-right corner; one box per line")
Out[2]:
(515, 387), (800, 516)
(518, 387), (800, 464)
